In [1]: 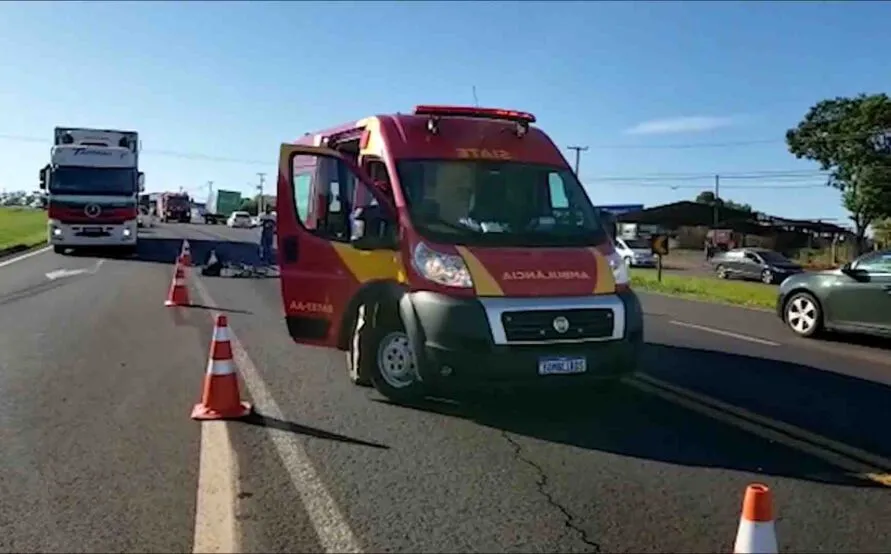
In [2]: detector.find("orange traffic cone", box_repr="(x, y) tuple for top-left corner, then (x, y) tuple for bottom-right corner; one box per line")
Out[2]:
(734, 483), (778, 554)
(191, 315), (252, 420)
(164, 263), (191, 307)
(180, 240), (192, 266)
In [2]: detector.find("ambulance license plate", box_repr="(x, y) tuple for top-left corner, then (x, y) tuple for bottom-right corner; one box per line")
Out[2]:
(538, 356), (587, 375)
(83, 226), (103, 233)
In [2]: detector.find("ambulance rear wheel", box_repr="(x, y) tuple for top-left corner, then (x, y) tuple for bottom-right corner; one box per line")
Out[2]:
(365, 307), (424, 402)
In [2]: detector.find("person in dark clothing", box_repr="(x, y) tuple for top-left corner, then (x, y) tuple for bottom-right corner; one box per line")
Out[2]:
(258, 206), (276, 266)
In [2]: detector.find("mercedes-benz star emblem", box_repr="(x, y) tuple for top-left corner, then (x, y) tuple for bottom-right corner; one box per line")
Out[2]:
(84, 204), (102, 218)
(552, 316), (570, 334)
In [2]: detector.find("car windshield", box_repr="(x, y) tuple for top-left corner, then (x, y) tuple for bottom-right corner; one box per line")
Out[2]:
(624, 238), (650, 249)
(396, 160), (606, 247)
(50, 167), (136, 195)
(758, 250), (793, 264)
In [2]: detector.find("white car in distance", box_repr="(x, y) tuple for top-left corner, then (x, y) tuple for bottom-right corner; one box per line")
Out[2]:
(227, 211), (253, 228)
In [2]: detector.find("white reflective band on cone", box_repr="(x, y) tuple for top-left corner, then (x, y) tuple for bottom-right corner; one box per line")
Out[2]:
(734, 520), (778, 554)
(212, 325), (231, 342)
(207, 358), (236, 376)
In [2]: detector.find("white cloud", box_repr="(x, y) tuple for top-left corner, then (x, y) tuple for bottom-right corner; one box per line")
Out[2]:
(624, 116), (736, 136)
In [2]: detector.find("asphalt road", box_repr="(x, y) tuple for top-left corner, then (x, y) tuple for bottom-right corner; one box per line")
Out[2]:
(1, 222), (890, 553)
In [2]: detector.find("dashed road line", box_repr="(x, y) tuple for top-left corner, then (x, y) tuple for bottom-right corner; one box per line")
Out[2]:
(669, 319), (781, 346)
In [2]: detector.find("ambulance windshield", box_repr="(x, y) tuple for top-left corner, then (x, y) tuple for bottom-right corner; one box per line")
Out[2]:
(397, 160), (607, 247)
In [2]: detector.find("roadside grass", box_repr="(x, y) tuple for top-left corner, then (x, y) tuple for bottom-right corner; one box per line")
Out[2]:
(631, 268), (776, 310)
(0, 207), (47, 251)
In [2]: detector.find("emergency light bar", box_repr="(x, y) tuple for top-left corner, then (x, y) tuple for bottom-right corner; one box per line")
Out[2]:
(413, 105), (537, 124)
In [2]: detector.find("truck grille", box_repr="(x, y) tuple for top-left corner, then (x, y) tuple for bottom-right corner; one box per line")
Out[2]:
(500, 309), (615, 342)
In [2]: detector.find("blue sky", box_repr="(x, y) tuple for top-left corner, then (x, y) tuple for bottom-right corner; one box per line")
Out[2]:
(1, 1), (889, 227)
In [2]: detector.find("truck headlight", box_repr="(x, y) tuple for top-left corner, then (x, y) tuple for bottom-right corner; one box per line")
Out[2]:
(123, 228), (132, 237)
(52, 227), (62, 236)
(412, 242), (474, 288)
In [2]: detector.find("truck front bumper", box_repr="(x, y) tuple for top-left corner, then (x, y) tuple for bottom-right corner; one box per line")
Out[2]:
(48, 219), (138, 247)
(402, 291), (644, 391)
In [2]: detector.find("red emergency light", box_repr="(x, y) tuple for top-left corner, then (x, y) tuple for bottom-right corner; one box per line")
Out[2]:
(413, 105), (537, 123)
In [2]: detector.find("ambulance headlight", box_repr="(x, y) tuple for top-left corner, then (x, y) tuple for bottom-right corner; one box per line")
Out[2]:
(52, 227), (62, 236)
(123, 228), (132, 237)
(412, 242), (473, 288)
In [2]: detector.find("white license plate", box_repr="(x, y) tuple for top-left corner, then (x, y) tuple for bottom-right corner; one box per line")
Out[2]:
(538, 356), (587, 375)
(82, 226), (103, 233)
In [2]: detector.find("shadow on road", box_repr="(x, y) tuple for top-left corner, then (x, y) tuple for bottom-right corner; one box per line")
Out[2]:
(820, 332), (891, 352)
(372, 342), (891, 489)
(236, 412), (390, 450)
(642, 342), (891, 460)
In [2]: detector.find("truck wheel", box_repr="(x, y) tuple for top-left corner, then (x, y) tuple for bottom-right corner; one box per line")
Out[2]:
(345, 305), (372, 387)
(53, 246), (67, 255)
(363, 305), (425, 402)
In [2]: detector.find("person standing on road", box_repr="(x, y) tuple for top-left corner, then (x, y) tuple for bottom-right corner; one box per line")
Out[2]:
(258, 205), (276, 266)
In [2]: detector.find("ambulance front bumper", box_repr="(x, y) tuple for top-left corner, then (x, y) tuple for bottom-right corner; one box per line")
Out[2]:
(401, 291), (644, 390)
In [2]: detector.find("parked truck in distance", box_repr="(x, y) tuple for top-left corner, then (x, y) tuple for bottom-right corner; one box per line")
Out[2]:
(157, 192), (192, 223)
(204, 189), (242, 224)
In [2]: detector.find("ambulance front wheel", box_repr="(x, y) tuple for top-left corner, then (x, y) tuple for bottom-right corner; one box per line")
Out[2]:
(364, 307), (425, 402)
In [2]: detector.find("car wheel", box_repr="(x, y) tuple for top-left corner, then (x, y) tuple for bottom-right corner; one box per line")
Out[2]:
(761, 269), (774, 284)
(623, 256), (633, 268)
(784, 292), (823, 338)
(716, 265), (728, 279)
(345, 305), (372, 387)
(363, 305), (425, 403)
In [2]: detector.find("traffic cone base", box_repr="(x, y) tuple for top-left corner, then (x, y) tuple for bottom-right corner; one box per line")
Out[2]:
(734, 483), (778, 554)
(191, 315), (252, 421)
(165, 263), (190, 307)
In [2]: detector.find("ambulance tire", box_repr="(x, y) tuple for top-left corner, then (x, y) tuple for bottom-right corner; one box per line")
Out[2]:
(53, 246), (67, 255)
(345, 305), (372, 387)
(364, 304), (425, 403)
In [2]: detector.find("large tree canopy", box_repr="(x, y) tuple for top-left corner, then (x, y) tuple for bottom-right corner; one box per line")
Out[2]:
(694, 190), (752, 213)
(785, 93), (891, 246)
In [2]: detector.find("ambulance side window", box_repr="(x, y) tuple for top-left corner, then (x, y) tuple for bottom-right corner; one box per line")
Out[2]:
(293, 173), (312, 223)
(548, 173), (570, 209)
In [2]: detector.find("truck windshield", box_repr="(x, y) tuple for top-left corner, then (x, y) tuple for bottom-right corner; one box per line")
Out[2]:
(50, 167), (136, 195)
(166, 196), (190, 208)
(396, 160), (606, 247)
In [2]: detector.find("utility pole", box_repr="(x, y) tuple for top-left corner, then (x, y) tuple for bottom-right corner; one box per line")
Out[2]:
(256, 172), (266, 214)
(567, 146), (589, 176)
(206, 180), (213, 202)
(713, 174), (720, 226)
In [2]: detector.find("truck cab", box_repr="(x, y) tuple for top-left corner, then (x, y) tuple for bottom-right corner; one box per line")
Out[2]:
(276, 105), (643, 402)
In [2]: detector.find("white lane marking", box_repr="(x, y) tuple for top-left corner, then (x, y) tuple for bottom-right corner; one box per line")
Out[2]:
(0, 246), (52, 268)
(191, 277), (363, 554)
(193, 421), (239, 554)
(669, 320), (780, 347)
(45, 259), (104, 281)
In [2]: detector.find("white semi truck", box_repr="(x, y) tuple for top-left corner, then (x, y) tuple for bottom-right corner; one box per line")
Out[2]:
(39, 127), (144, 255)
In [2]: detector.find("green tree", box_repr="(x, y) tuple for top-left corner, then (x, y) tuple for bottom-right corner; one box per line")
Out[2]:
(239, 197), (258, 215)
(694, 190), (752, 213)
(874, 218), (891, 248)
(786, 93), (891, 250)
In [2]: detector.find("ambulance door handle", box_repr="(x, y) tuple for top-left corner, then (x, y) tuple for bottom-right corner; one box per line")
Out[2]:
(282, 235), (299, 263)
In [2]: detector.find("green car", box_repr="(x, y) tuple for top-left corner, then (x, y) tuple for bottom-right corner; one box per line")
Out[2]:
(777, 249), (891, 338)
